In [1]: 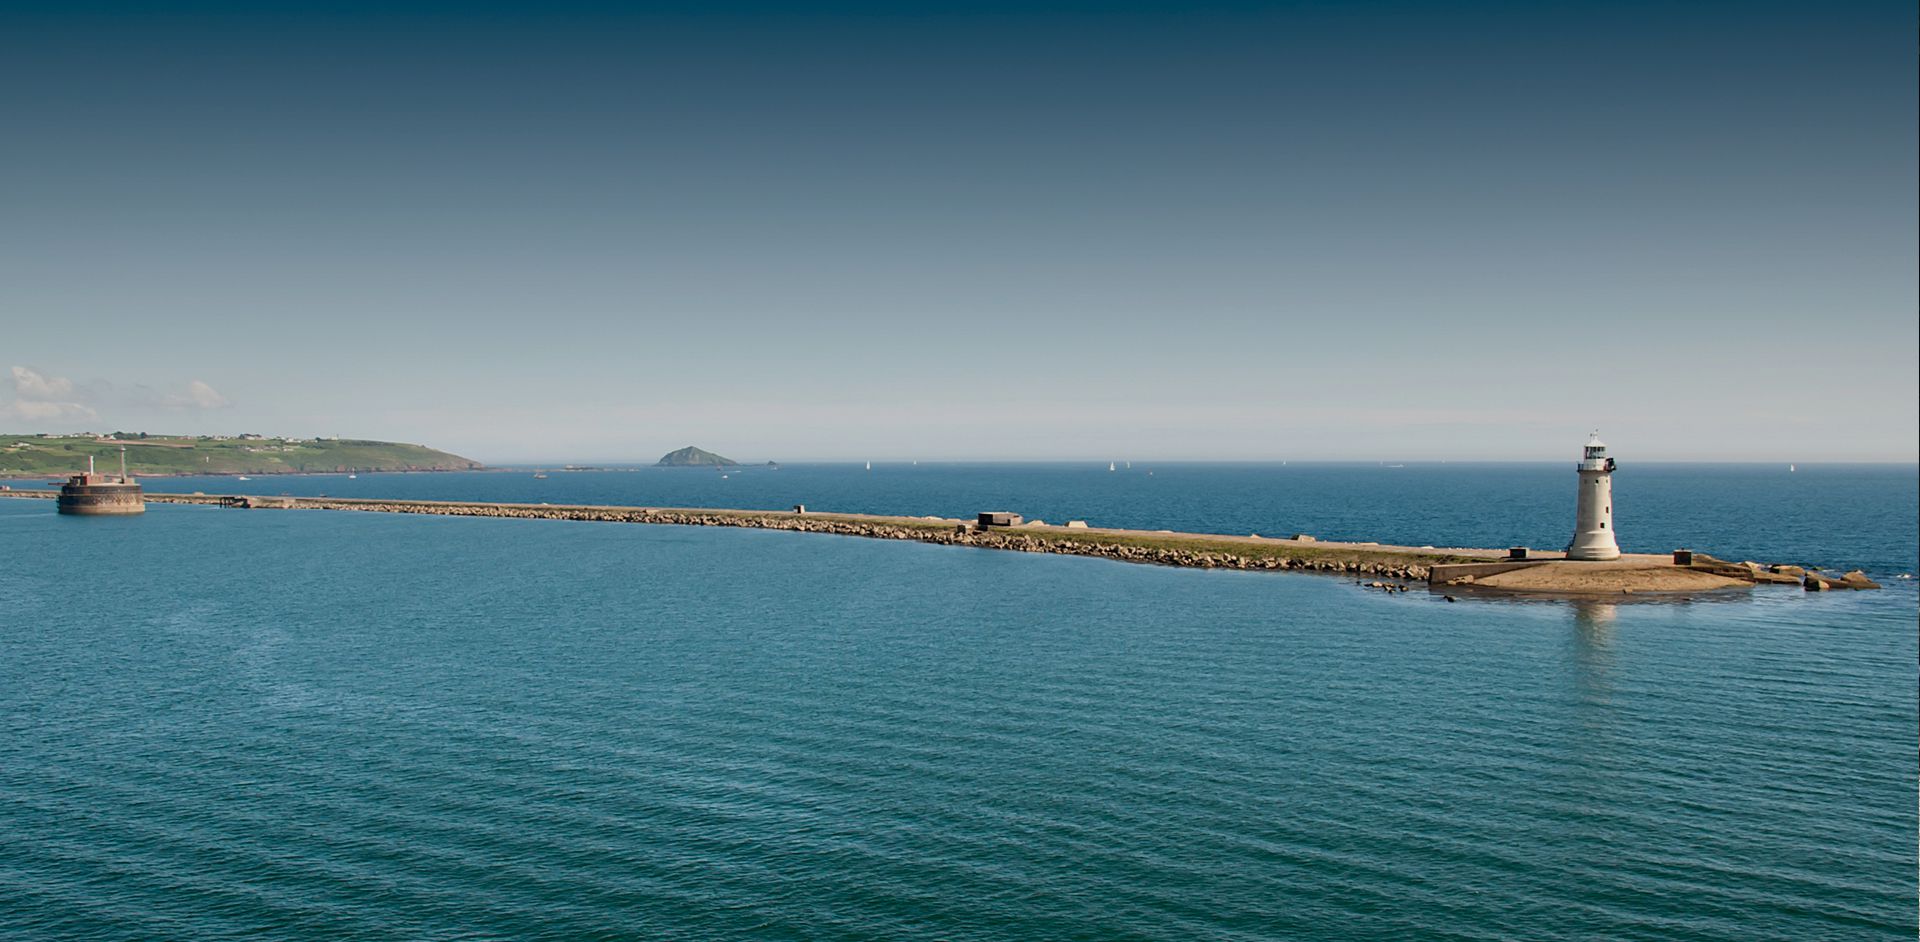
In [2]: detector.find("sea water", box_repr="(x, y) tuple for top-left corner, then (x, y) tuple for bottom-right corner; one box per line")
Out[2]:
(1, 464), (1914, 939)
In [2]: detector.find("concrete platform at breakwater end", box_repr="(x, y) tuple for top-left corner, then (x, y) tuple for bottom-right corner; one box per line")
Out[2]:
(1429, 557), (1751, 597)
(0, 490), (1876, 596)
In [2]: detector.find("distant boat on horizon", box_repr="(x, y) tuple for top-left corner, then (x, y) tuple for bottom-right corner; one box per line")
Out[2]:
(1790, 463), (1796, 472)
(236, 475), (250, 481)
(1109, 462), (1116, 472)
(865, 461), (872, 471)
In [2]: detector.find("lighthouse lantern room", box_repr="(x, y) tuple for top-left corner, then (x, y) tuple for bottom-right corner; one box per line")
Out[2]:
(1566, 433), (1620, 561)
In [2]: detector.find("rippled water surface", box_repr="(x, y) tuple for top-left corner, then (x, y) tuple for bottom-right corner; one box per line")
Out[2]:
(2, 465), (1914, 940)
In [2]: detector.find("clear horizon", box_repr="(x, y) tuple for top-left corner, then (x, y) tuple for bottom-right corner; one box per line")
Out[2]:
(3, 1), (1914, 463)
(8, 429), (1920, 465)
(488, 457), (1920, 466)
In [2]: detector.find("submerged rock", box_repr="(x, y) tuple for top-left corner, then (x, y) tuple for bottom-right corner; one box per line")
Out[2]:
(1841, 570), (1882, 589)
(1805, 571), (1883, 591)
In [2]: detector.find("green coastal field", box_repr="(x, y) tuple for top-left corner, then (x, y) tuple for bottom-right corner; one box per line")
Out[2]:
(0, 434), (480, 477)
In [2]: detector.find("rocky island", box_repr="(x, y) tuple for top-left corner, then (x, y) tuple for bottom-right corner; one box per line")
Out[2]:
(656, 446), (738, 467)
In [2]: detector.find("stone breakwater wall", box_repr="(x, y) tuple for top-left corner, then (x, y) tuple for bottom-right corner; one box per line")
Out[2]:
(11, 490), (1877, 591)
(134, 494), (1442, 580)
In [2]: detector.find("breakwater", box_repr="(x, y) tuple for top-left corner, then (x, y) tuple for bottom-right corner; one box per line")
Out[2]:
(4, 490), (1462, 580)
(7, 490), (1867, 592)
(209, 494), (1462, 578)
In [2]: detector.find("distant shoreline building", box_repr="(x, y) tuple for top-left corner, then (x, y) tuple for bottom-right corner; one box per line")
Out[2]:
(56, 449), (145, 516)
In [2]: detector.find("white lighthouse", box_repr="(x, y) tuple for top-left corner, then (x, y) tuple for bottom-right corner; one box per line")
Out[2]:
(1566, 433), (1620, 561)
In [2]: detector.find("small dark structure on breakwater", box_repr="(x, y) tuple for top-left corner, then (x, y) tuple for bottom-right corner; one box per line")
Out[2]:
(219, 495), (295, 509)
(56, 449), (144, 516)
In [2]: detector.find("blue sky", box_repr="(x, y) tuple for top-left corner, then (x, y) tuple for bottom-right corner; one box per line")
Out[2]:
(1, 1), (1913, 462)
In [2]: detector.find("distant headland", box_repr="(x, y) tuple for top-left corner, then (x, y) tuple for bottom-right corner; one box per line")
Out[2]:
(656, 446), (737, 467)
(0, 433), (480, 477)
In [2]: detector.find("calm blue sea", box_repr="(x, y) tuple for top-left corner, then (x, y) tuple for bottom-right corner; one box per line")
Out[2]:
(2, 463), (1914, 940)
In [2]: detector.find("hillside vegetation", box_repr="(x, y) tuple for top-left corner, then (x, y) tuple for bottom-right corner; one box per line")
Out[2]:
(0, 434), (481, 477)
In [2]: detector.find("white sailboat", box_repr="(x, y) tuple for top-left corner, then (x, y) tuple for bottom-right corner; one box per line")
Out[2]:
(1789, 464), (1796, 472)
(1109, 462), (1116, 472)
(865, 461), (872, 471)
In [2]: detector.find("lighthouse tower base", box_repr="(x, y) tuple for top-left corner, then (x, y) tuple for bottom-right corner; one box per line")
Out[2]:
(1566, 533), (1620, 561)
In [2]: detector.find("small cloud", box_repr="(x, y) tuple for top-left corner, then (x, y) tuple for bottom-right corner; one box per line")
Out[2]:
(1, 398), (97, 422)
(164, 380), (230, 410)
(6, 366), (95, 422)
(2, 366), (230, 426)
(10, 365), (76, 401)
